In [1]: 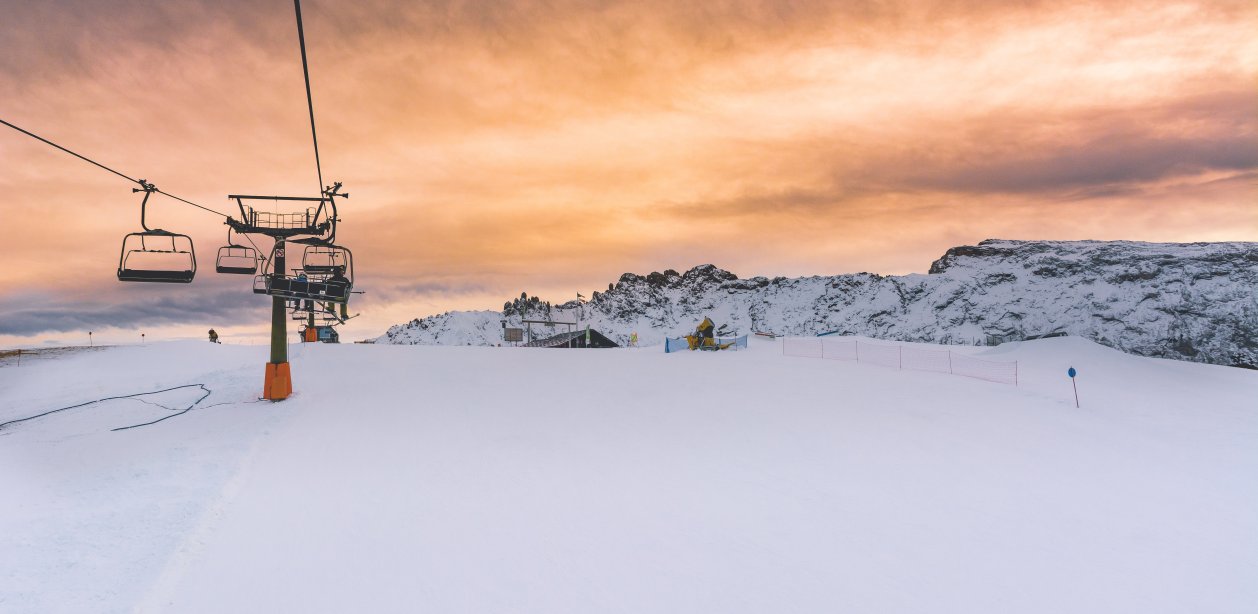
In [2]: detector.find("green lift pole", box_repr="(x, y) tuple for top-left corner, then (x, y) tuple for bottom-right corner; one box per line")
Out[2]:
(263, 239), (292, 400)
(271, 239), (288, 364)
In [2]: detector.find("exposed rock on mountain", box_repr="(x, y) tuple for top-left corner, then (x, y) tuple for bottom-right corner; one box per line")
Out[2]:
(379, 240), (1258, 368)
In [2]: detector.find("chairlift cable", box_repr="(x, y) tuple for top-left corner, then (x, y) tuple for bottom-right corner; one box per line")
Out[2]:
(293, 0), (325, 200)
(154, 188), (231, 218)
(0, 116), (230, 218)
(0, 116), (138, 185)
(240, 231), (267, 262)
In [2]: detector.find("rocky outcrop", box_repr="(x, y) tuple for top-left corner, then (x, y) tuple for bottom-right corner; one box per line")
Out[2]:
(378, 239), (1258, 368)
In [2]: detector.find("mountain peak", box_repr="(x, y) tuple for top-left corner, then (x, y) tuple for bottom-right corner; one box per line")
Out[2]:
(380, 240), (1258, 368)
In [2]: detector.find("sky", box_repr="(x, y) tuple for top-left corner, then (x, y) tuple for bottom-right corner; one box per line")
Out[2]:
(1, 0), (1255, 347)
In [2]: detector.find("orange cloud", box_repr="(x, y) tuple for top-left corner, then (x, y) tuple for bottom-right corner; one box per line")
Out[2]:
(2, 0), (1255, 345)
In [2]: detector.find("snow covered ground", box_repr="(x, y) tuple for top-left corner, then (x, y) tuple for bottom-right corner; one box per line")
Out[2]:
(1, 336), (1255, 613)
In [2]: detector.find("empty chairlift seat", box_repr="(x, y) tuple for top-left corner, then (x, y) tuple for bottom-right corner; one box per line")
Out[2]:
(216, 245), (258, 275)
(215, 229), (259, 275)
(301, 244), (352, 275)
(117, 230), (196, 283)
(116, 181), (196, 283)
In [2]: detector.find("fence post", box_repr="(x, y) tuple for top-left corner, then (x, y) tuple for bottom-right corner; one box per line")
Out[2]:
(855, 341), (860, 363)
(898, 346), (902, 369)
(15, 348), (20, 366)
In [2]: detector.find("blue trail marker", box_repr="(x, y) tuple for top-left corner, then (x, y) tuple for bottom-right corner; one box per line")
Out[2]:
(1067, 366), (1079, 407)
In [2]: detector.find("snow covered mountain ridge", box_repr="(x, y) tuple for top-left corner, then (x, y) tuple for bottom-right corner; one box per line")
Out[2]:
(378, 239), (1258, 368)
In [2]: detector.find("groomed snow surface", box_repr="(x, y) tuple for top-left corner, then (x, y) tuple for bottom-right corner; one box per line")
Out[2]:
(2, 337), (1255, 613)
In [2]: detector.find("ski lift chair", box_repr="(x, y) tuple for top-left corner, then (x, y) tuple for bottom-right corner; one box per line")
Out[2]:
(290, 305), (343, 323)
(117, 182), (196, 283)
(254, 242), (352, 303)
(301, 244), (353, 278)
(260, 241), (353, 303)
(266, 274), (351, 303)
(216, 228), (259, 275)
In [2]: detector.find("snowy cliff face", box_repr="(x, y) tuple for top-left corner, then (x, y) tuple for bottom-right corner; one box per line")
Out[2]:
(378, 239), (1258, 367)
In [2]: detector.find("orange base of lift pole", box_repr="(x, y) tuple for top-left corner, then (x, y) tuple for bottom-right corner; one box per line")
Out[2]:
(263, 362), (293, 400)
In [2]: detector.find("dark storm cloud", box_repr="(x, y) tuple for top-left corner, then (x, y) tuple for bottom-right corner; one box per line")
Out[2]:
(900, 133), (1258, 194)
(650, 186), (855, 221)
(391, 280), (495, 297)
(1, 287), (267, 336)
(658, 88), (1258, 222)
(890, 90), (1258, 194)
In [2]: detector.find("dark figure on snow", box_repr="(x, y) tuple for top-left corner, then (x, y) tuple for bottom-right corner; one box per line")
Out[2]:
(208, 329), (219, 344)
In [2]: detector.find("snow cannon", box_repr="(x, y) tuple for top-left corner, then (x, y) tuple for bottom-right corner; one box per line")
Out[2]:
(686, 317), (736, 351)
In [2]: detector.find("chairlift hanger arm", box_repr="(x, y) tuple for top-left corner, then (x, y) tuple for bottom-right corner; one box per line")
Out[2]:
(324, 183), (342, 244)
(134, 180), (158, 232)
(310, 181), (347, 223)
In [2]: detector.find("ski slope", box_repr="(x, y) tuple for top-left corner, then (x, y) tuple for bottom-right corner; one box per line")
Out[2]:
(1, 337), (1255, 613)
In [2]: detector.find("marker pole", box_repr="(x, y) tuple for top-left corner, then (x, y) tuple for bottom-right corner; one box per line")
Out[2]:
(1067, 366), (1080, 408)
